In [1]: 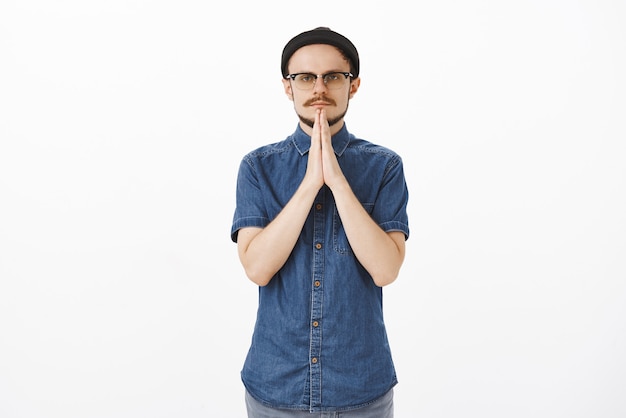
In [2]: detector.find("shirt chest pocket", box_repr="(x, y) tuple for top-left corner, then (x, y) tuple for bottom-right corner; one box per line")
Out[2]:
(332, 203), (375, 255)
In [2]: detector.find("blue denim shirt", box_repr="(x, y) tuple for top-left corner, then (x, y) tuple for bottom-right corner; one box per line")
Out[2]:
(231, 124), (410, 412)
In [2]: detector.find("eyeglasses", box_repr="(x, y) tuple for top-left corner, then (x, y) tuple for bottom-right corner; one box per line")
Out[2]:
(284, 72), (353, 90)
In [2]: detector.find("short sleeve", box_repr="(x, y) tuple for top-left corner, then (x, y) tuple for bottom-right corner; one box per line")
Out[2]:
(373, 156), (410, 240)
(230, 157), (271, 242)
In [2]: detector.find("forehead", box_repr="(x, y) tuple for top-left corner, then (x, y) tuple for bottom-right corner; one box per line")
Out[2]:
(287, 44), (350, 73)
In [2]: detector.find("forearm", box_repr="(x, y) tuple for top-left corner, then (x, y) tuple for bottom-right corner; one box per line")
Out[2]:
(238, 179), (320, 286)
(331, 181), (406, 287)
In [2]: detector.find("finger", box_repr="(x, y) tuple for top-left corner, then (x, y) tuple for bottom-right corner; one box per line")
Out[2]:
(311, 109), (319, 134)
(320, 109), (331, 144)
(312, 109), (322, 143)
(319, 108), (328, 126)
(310, 109), (322, 159)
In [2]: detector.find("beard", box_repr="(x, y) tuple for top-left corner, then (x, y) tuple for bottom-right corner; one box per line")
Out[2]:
(298, 107), (348, 128)
(296, 94), (350, 128)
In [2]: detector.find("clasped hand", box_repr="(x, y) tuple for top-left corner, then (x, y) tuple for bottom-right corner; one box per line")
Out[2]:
(306, 108), (346, 191)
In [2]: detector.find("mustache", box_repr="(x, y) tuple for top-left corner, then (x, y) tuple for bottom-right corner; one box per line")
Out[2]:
(304, 96), (336, 106)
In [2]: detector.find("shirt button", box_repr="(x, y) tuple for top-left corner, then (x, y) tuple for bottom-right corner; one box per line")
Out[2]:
(312, 321), (319, 327)
(314, 281), (321, 287)
(316, 203), (322, 210)
(315, 243), (322, 249)
(311, 357), (318, 364)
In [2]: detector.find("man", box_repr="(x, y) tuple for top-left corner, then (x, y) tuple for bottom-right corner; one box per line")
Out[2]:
(231, 27), (410, 417)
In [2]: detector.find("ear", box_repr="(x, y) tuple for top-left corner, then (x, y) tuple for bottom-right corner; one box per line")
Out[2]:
(282, 78), (294, 101)
(349, 77), (361, 99)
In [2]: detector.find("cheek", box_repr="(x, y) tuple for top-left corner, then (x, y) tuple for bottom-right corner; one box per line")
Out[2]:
(291, 91), (308, 107)
(339, 92), (351, 107)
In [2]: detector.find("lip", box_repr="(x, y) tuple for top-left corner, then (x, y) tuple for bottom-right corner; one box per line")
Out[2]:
(310, 101), (331, 107)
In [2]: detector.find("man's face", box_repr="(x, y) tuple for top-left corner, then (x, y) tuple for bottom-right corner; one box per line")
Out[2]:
(282, 44), (360, 131)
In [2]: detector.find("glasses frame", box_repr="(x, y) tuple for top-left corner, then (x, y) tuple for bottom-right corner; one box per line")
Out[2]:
(284, 71), (354, 90)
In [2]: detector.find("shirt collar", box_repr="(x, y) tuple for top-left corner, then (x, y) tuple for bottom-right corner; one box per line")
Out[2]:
(291, 123), (351, 157)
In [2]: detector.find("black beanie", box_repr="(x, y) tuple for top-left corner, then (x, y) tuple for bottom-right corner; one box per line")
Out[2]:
(281, 27), (360, 78)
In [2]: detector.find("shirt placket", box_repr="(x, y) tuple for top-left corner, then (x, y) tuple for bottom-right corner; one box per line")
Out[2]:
(309, 189), (325, 411)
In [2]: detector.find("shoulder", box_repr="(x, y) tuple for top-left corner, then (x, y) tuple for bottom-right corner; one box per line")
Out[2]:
(241, 137), (295, 164)
(347, 135), (403, 163)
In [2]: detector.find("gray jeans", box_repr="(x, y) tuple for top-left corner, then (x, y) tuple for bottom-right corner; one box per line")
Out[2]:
(245, 389), (394, 418)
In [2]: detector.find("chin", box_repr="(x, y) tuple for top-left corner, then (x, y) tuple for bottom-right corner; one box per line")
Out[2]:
(297, 109), (348, 129)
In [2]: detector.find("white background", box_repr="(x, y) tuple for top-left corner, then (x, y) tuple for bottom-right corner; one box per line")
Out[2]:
(1, 1), (625, 417)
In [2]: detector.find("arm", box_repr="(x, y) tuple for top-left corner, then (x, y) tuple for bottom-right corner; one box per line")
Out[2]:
(237, 181), (317, 286)
(330, 183), (406, 287)
(237, 122), (326, 287)
(317, 109), (406, 287)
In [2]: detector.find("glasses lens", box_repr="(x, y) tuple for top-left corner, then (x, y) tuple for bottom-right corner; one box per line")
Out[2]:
(294, 74), (315, 90)
(323, 73), (347, 90)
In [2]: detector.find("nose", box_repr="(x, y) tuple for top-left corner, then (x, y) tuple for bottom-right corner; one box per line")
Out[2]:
(312, 74), (329, 94)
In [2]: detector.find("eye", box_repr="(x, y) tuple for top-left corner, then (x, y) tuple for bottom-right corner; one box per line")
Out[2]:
(325, 73), (341, 82)
(298, 74), (315, 83)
